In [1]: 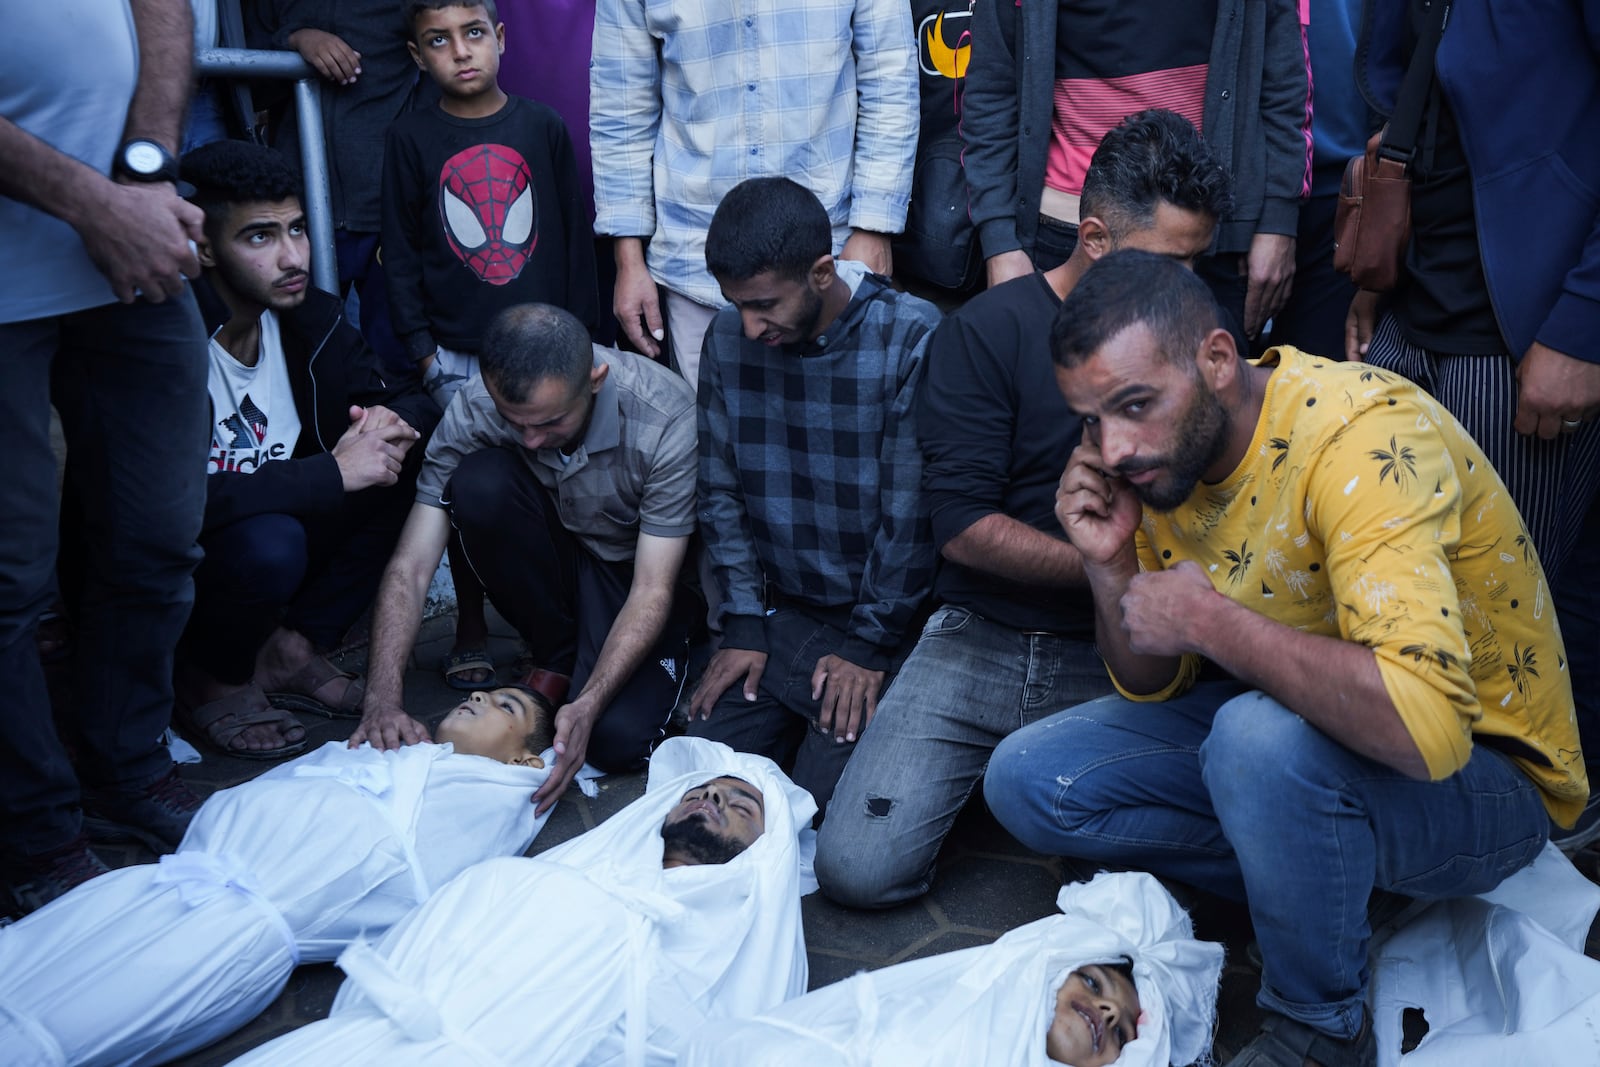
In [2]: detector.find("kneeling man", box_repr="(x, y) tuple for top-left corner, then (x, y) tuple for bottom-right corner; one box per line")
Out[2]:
(984, 251), (1587, 1067)
(351, 303), (699, 812)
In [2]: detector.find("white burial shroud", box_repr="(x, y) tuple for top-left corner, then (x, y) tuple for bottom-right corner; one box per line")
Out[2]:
(1370, 840), (1600, 1066)
(682, 870), (1223, 1067)
(0, 741), (550, 1067)
(225, 736), (819, 1067)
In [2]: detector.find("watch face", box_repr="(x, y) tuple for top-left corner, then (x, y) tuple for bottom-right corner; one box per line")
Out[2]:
(126, 141), (165, 175)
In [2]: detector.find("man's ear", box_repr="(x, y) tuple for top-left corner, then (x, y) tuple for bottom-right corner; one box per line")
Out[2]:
(1196, 326), (1239, 391)
(511, 751), (546, 769)
(407, 40), (425, 71)
(1078, 216), (1114, 260)
(196, 233), (218, 270)
(495, 23), (506, 52)
(808, 253), (837, 292)
(588, 361), (610, 395)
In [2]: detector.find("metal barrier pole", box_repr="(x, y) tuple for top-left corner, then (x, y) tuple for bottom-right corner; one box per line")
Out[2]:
(194, 48), (338, 295)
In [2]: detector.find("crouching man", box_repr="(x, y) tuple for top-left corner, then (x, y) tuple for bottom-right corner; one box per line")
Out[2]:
(178, 140), (440, 761)
(984, 251), (1586, 1067)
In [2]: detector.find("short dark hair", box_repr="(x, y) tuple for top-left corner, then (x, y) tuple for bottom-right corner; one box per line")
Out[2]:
(479, 304), (593, 402)
(180, 140), (301, 236)
(1052, 249), (1222, 370)
(705, 177), (832, 284)
(1080, 109), (1233, 239)
(506, 684), (556, 756)
(403, 0), (498, 37)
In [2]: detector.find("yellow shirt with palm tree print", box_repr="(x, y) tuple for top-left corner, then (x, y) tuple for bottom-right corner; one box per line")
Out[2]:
(1126, 347), (1586, 825)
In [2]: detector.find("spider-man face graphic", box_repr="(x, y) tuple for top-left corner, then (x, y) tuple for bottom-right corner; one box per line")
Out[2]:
(439, 144), (536, 285)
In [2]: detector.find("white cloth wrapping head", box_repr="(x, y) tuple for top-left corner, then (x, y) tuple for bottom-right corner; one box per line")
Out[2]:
(1370, 841), (1600, 1066)
(682, 870), (1224, 1067)
(0, 741), (549, 1067)
(225, 737), (819, 1066)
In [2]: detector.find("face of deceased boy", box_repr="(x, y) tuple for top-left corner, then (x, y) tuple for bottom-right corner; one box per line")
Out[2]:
(434, 687), (546, 766)
(1046, 963), (1140, 1066)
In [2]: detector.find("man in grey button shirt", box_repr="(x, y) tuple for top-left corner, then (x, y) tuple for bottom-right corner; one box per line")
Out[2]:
(350, 304), (700, 811)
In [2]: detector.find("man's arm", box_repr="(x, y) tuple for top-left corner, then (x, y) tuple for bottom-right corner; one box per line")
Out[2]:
(1242, 0), (1314, 335)
(1054, 433), (1186, 696)
(687, 341), (773, 718)
(350, 503), (451, 749)
(591, 0), (665, 356)
(821, 320), (939, 739)
(532, 532), (688, 813)
(0, 0), (202, 303)
(942, 515), (1088, 586)
(123, 0), (193, 150)
(919, 308), (1088, 587)
(1513, 7), (1600, 435)
(1118, 562), (1427, 776)
(961, 0), (1031, 279)
(845, 0), (917, 244)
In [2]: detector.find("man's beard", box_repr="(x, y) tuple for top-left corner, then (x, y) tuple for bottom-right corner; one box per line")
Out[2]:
(1121, 383), (1231, 512)
(660, 816), (752, 866)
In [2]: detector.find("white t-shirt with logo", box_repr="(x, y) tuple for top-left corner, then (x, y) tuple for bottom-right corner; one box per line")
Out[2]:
(207, 311), (303, 475)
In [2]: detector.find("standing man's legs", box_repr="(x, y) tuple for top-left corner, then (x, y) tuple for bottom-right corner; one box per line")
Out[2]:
(0, 316), (84, 866)
(49, 296), (208, 849)
(335, 229), (407, 380)
(816, 607), (1110, 908)
(662, 289), (717, 389)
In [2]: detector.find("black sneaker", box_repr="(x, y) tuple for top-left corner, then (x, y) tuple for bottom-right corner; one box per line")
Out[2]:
(1551, 791), (1600, 855)
(6, 834), (111, 915)
(82, 767), (202, 854)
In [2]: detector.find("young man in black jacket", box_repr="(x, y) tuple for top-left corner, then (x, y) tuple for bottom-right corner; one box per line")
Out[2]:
(178, 141), (440, 760)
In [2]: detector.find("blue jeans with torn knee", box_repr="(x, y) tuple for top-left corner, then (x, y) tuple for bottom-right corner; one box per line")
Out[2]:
(814, 605), (1110, 908)
(984, 682), (1549, 1039)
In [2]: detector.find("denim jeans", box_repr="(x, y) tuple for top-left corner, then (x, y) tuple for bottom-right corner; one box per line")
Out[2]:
(814, 605), (1110, 907)
(984, 682), (1549, 1038)
(686, 606), (910, 818)
(0, 295), (208, 856)
(185, 477), (414, 684)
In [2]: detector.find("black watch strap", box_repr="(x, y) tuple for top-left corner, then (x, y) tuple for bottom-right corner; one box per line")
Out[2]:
(114, 139), (180, 184)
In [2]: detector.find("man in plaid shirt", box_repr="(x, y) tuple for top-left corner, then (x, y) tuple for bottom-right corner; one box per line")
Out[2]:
(685, 178), (940, 816)
(589, 0), (917, 388)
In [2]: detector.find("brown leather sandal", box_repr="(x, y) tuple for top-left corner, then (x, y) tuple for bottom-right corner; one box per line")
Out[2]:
(182, 683), (308, 762)
(266, 655), (366, 720)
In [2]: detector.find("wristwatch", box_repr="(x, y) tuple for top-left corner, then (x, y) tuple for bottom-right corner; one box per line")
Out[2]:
(113, 139), (180, 184)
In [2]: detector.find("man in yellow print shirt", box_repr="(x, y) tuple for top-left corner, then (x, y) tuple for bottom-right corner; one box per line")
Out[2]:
(983, 251), (1586, 1067)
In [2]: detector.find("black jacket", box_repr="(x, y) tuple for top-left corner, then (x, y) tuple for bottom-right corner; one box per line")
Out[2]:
(197, 282), (441, 534)
(246, 0), (429, 232)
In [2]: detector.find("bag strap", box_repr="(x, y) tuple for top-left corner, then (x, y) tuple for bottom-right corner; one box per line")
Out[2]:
(1379, 0), (1452, 166)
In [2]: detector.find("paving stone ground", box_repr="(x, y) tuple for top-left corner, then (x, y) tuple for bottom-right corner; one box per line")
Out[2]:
(22, 606), (1600, 1065)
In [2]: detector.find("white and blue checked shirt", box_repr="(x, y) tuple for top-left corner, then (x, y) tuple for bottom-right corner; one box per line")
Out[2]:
(590, 0), (918, 307)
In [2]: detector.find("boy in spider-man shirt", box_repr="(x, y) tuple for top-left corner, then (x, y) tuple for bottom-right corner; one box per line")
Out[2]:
(383, 0), (599, 412)
(383, 0), (601, 692)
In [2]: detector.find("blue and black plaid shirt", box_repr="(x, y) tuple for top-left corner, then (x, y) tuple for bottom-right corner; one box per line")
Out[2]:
(698, 262), (941, 670)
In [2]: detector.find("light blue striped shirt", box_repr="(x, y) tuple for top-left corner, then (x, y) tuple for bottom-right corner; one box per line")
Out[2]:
(590, 0), (918, 307)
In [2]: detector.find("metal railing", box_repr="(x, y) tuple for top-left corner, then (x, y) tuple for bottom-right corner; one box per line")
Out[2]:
(195, 48), (338, 294)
